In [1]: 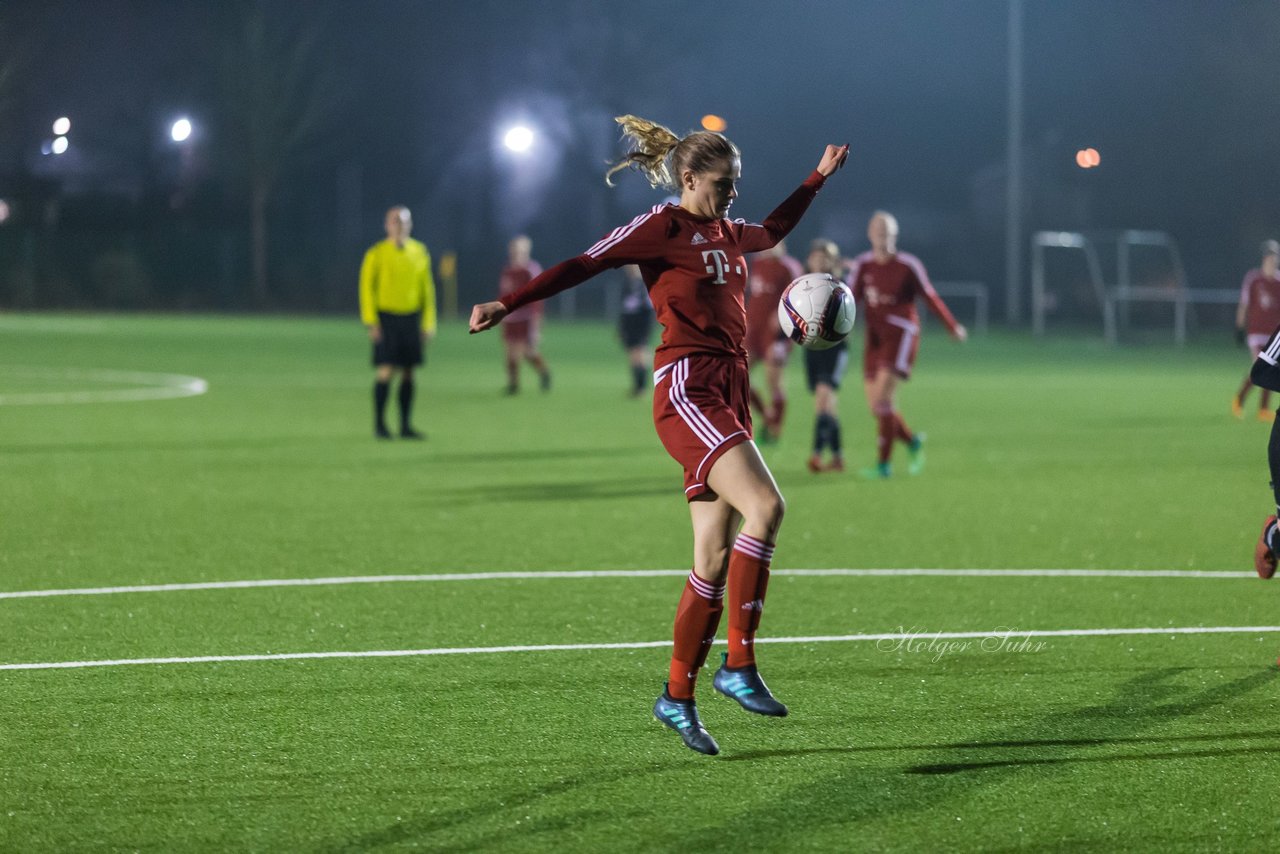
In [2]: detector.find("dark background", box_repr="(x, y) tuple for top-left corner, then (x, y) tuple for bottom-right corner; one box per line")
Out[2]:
(1, 0), (1276, 322)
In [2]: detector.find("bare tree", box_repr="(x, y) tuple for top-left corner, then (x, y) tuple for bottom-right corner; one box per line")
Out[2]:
(215, 1), (348, 305)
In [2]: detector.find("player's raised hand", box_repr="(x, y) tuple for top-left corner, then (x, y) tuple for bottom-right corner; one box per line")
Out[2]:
(816, 144), (850, 177)
(469, 301), (508, 334)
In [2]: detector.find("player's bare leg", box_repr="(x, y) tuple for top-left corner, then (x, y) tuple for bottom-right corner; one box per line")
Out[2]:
(526, 349), (551, 392)
(654, 494), (738, 756)
(505, 341), (525, 394)
(765, 345), (788, 438)
(1234, 373), (1252, 419)
(702, 443), (789, 717)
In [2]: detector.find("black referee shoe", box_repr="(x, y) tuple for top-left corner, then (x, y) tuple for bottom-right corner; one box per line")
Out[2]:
(653, 687), (719, 756)
(713, 654), (789, 717)
(400, 426), (425, 440)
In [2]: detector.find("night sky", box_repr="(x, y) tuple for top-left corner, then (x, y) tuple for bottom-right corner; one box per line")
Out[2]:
(3, 0), (1278, 313)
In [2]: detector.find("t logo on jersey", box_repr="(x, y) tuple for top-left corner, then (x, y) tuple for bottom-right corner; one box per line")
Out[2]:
(702, 249), (742, 285)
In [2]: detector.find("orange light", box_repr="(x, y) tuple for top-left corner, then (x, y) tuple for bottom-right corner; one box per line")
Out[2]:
(1075, 150), (1090, 168)
(1084, 147), (1100, 167)
(700, 114), (727, 132)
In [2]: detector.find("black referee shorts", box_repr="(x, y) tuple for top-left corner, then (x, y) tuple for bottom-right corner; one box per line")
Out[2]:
(619, 311), (653, 349)
(372, 311), (424, 368)
(805, 342), (850, 392)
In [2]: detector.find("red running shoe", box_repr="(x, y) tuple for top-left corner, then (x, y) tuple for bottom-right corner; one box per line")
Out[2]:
(1255, 515), (1278, 579)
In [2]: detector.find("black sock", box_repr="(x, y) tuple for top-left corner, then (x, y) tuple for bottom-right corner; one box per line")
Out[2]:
(632, 365), (647, 393)
(828, 414), (842, 457)
(398, 378), (415, 431)
(813, 416), (828, 454)
(374, 381), (390, 431)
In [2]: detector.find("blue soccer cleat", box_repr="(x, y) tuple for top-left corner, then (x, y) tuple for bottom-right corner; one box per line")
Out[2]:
(713, 654), (789, 717)
(653, 687), (720, 756)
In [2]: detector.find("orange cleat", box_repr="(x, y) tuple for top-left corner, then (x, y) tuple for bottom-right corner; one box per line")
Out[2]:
(1256, 515), (1278, 579)
(1232, 398), (1244, 419)
(1260, 409), (1276, 424)
(807, 454), (823, 473)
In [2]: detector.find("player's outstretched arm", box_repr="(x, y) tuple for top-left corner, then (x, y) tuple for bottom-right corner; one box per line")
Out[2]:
(469, 301), (508, 334)
(816, 144), (850, 177)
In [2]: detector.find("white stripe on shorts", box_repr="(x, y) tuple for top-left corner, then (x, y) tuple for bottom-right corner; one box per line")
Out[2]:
(887, 316), (919, 375)
(669, 359), (724, 449)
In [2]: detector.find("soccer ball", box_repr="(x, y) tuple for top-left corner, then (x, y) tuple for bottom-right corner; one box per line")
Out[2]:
(778, 273), (856, 350)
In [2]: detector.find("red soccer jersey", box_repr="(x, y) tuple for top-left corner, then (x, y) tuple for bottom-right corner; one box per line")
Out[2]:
(499, 171), (827, 369)
(1240, 268), (1280, 335)
(848, 250), (960, 334)
(745, 252), (804, 343)
(498, 261), (544, 323)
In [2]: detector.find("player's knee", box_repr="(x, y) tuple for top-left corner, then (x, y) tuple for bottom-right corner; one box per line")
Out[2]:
(745, 489), (785, 534)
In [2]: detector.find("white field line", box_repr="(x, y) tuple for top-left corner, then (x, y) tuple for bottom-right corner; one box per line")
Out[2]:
(3, 626), (1279, 672)
(0, 567), (1255, 601)
(0, 367), (208, 405)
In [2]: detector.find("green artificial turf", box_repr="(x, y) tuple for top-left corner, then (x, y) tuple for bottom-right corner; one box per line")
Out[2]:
(2, 313), (1279, 851)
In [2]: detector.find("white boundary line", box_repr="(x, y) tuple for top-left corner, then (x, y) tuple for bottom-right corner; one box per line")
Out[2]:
(0, 567), (1255, 601)
(0, 367), (208, 406)
(3, 626), (1278, 672)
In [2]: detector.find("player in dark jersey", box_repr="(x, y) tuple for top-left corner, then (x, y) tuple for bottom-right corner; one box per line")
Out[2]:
(1233, 240), (1280, 422)
(1247, 328), (1280, 581)
(471, 115), (849, 756)
(802, 239), (851, 473)
(617, 264), (654, 396)
(849, 211), (966, 479)
(744, 241), (804, 441)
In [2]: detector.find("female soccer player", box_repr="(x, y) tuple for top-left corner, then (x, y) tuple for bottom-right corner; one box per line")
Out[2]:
(1232, 240), (1280, 422)
(803, 239), (851, 473)
(849, 211), (966, 479)
(498, 235), (552, 394)
(744, 240), (804, 441)
(471, 115), (848, 755)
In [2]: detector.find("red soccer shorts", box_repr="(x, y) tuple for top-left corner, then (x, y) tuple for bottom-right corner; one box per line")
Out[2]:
(864, 316), (920, 380)
(653, 354), (753, 501)
(502, 318), (539, 347)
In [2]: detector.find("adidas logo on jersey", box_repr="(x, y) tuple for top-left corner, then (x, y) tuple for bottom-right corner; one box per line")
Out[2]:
(690, 232), (708, 245)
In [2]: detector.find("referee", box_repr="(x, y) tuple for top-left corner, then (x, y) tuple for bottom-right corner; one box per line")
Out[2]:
(359, 206), (437, 439)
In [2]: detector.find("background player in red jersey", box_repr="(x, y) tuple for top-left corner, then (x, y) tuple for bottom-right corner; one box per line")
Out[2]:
(497, 235), (552, 394)
(470, 114), (848, 756)
(802, 238), (851, 473)
(850, 210), (966, 479)
(1232, 239), (1280, 422)
(744, 240), (804, 441)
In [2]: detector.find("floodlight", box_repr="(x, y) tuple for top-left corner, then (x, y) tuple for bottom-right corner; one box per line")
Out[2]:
(52, 116), (71, 136)
(503, 125), (534, 153)
(170, 118), (193, 143)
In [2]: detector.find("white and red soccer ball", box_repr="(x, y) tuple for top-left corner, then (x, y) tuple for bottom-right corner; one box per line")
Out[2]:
(777, 273), (856, 350)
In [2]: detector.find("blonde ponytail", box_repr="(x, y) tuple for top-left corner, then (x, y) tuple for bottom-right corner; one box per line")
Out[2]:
(605, 115), (682, 189)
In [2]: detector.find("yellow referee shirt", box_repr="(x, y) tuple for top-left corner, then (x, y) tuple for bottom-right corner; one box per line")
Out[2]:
(359, 237), (437, 333)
